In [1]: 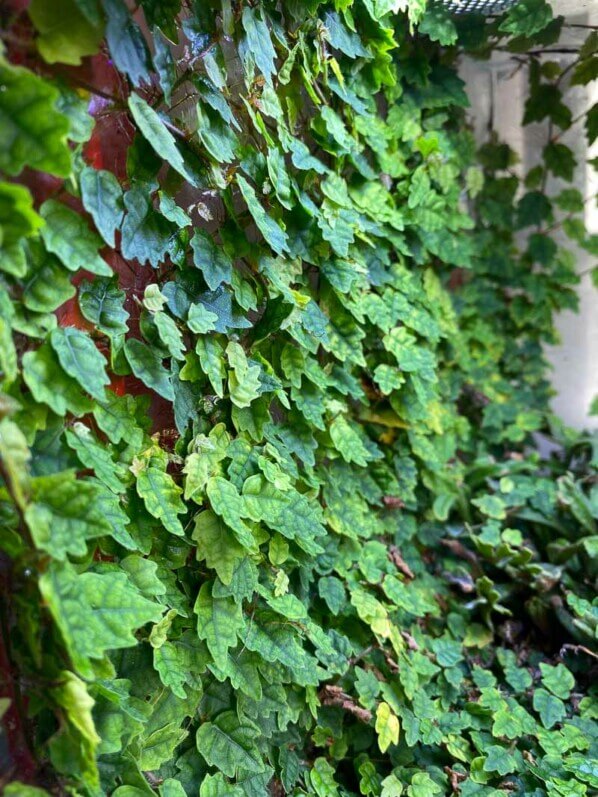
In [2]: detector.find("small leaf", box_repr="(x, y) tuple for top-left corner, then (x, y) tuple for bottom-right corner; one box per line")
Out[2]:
(376, 702), (400, 753)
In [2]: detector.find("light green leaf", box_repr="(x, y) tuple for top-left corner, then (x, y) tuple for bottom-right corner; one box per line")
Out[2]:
(330, 415), (371, 467)
(242, 474), (325, 555)
(310, 757), (340, 797)
(197, 337), (226, 397)
(376, 702), (400, 753)
(199, 773), (243, 797)
(540, 663), (575, 700)
(154, 311), (185, 361)
(187, 302), (218, 334)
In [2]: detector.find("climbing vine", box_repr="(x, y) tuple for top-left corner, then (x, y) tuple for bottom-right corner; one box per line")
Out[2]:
(0, 0), (596, 795)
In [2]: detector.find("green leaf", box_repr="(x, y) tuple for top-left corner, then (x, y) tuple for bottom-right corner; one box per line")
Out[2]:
(482, 745), (517, 776)
(194, 583), (244, 669)
(154, 311), (185, 361)
(544, 142), (577, 181)
(241, 7), (277, 86)
(121, 186), (175, 267)
(80, 167), (124, 247)
(50, 327), (110, 401)
(310, 758), (340, 797)
(40, 200), (112, 277)
(187, 303), (218, 334)
(418, 5), (457, 46)
(236, 175), (289, 255)
(124, 338), (174, 401)
(135, 464), (185, 536)
(39, 561), (161, 677)
(471, 494), (507, 520)
(407, 773), (442, 797)
(22, 343), (92, 416)
(533, 687), (567, 729)
(0, 181), (43, 246)
(22, 241), (75, 313)
(323, 11), (369, 59)
(540, 663), (575, 699)
(330, 415), (371, 467)
(376, 702), (400, 753)
(92, 392), (142, 445)
(128, 93), (195, 184)
(197, 337), (226, 397)
(78, 278), (129, 339)
(499, 0), (553, 37)
(191, 230), (233, 291)
(206, 476), (256, 552)
(101, 0), (150, 86)
(242, 475), (325, 555)
(195, 711), (264, 777)
(226, 341), (261, 409)
(65, 422), (124, 493)
(199, 773), (243, 797)
(29, 0), (103, 65)
(25, 473), (112, 559)
(192, 511), (245, 585)
(0, 60), (71, 177)
(0, 417), (31, 510)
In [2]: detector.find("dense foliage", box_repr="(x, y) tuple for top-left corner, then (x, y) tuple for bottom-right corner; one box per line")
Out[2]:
(0, 0), (596, 795)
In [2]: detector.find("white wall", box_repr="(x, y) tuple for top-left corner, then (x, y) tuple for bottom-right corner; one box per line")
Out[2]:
(460, 2), (598, 430)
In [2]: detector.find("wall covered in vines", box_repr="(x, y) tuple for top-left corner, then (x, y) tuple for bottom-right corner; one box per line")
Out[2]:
(0, 0), (597, 795)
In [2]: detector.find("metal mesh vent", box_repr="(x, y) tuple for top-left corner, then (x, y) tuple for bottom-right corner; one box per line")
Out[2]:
(441, 0), (517, 13)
